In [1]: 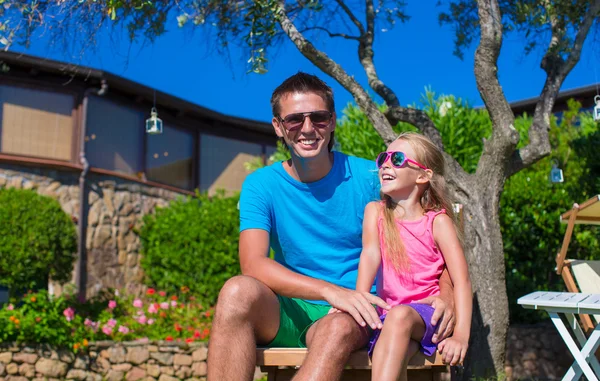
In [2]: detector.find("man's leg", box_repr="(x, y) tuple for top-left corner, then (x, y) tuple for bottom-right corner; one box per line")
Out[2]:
(295, 313), (369, 381)
(207, 275), (280, 381)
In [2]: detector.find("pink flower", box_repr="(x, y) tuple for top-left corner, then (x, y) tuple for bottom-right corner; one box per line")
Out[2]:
(133, 299), (143, 308)
(6, 304), (14, 311)
(159, 291), (166, 297)
(137, 315), (148, 325)
(118, 325), (130, 334)
(170, 300), (177, 308)
(63, 307), (75, 322)
(84, 318), (93, 327)
(102, 325), (113, 335)
(160, 302), (169, 310)
(148, 303), (159, 314)
(108, 300), (117, 309)
(147, 319), (155, 325)
(137, 310), (144, 316)
(107, 319), (117, 328)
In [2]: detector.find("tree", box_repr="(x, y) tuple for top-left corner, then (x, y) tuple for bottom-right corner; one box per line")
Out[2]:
(2, 0), (599, 376)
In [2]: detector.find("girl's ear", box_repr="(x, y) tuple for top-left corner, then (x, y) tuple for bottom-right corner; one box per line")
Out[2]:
(416, 169), (434, 185)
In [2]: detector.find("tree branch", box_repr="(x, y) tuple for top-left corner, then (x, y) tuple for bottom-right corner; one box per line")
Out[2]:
(473, 0), (519, 181)
(334, 0), (365, 35)
(274, 1), (395, 144)
(507, 1), (600, 177)
(298, 26), (360, 40)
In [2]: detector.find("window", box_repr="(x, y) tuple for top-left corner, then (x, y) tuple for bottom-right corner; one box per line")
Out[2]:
(146, 124), (194, 190)
(86, 96), (144, 175)
(0, 85), (74, 161)
(200, 134), (262, 194)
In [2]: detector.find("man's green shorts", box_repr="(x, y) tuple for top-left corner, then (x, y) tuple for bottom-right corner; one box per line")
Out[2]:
(267, 295), (331, 347)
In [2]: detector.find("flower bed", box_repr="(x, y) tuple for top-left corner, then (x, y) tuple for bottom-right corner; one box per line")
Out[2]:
(0, 288), (213, 352)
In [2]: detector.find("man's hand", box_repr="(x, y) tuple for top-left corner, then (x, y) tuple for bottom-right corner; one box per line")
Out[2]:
(322, 286), (390, 330)
(415, 294), (455, 343)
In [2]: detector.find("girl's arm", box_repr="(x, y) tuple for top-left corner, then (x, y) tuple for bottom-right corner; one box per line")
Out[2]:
(433, 213), (472, 364)
(356, 201), (382, 293)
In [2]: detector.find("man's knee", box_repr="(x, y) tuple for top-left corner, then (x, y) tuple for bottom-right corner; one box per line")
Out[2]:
(215, 275), (267, 320)
(313, 313), (363, 346)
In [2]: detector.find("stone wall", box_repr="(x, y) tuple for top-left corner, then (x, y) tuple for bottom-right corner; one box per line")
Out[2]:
(0, 164), (185, 298)
(0, 341), (211, 381)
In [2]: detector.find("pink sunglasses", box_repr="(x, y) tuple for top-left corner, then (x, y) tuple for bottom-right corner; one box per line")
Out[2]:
(376, 151), (429, 170)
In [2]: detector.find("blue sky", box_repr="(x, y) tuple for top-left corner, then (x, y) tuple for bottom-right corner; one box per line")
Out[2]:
(9, 2), (600, 123)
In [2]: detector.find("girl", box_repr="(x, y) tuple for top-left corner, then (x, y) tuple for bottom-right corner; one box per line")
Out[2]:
(357, 132), (472, 381)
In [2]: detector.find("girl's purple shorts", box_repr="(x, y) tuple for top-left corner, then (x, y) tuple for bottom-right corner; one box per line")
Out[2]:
(368, 303), (438, 357)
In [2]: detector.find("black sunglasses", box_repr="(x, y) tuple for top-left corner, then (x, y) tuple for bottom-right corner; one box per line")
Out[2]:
(277, 110), (332, 131)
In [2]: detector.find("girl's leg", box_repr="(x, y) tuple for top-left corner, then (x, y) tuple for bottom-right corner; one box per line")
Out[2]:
(371, 305), (426, 381)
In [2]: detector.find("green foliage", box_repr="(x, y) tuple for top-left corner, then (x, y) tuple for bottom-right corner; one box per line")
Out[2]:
(501, 101), (600, 323)
(139, 191), (240, 307)
(0, 288), (213, 350)
(439, 0), (599, 59)
(0, 188), (77, 295)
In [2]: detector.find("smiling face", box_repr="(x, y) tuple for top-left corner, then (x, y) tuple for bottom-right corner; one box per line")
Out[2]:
(272, 92), (335, 161)
(379, 139), (431, 199)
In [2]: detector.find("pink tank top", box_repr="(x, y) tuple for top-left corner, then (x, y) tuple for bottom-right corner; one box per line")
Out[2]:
(376, 208), (446, 310)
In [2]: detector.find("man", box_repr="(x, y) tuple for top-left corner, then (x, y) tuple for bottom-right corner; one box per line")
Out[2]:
(207, 73), (455, 381)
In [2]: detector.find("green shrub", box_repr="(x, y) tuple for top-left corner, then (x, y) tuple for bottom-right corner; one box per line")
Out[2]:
(0, 188), (77, 295)
(139, 191), (240, 307)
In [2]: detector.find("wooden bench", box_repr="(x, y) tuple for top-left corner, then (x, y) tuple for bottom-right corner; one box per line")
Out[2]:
(256, 347), (448, 381)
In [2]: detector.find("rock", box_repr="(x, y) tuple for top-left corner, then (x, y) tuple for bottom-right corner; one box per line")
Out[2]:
(158, 375), (179, 381)
(58, 350), (75, 364)
(5, 376), (28, 381)
(147, 346), (158, 353)
(13, 353), (38, 364)
(6, 364), (17, 375)
(127, 347), (150, 365)
(159, 366), (174, 376)
(0, 354), (12, 364)
(105, 370), (124, 381)
(0, 362), (4, 376)
(146, 364), (160, 378)
(90, 357), (111, 373)
(150, 352), (173, 365)
(522, 351), (537, 361)
(17, 363), (34, 377)
(74, 355), (89, 369)
(35, 359), (68, 378)
(192, 362), (207, 377)
(192, 347), (208, 362)
(108, 346), (126, 364)
(66, 369), (88, 380)
(125, 367), (146, 381)
(112, 363), (132, 372)
(175, 366), (192, 379)
(173, 354), (192, 366)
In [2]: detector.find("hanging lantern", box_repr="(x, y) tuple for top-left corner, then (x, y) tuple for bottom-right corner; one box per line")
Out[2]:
(594, 95), (600, 122)
(145, 107), (163, 135)
(550, 160), (564, 183)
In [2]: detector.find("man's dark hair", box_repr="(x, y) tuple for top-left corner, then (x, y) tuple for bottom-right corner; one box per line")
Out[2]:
(271, 72), (336, 151)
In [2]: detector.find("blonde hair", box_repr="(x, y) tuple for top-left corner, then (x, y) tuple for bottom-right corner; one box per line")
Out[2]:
(381, 132), (459, 273)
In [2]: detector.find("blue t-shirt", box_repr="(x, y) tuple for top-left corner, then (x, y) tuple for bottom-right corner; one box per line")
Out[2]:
(239, 152), (380, 304)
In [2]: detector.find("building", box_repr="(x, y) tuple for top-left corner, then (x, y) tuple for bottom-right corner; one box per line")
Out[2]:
(510, 83), (599, 117)
(0, 51), (276, 298)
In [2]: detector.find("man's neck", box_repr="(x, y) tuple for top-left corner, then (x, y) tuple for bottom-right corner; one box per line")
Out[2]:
(284, 151), (334, 183)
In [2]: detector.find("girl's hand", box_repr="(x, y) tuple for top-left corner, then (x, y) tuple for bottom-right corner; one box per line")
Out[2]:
(328, 307), (341, 314)
(437, 336), (468, 366)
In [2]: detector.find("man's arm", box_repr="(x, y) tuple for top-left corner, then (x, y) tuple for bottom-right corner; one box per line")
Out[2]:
(240, 229), (389, 329)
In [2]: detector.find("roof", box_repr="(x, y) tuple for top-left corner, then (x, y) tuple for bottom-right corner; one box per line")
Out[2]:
(0, 50), (274, 136)
(509, 83), (599, 116)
